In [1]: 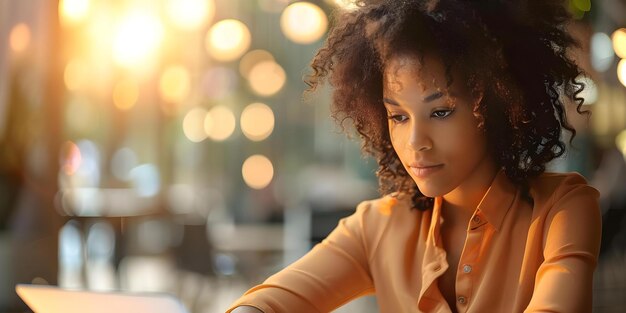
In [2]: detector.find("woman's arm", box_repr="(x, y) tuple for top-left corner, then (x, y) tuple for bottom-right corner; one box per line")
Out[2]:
(525, 175), (602, 313)
(225, 200), (381, 313)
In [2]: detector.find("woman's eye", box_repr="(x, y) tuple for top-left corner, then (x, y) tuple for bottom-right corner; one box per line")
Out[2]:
(387, 114), (408, 123)
(432, 109), (453, 118)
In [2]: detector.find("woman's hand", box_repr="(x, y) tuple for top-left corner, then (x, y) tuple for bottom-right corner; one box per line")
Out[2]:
(231, 305), (264, 313)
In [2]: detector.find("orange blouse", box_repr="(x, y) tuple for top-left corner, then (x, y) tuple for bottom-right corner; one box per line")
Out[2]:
(227, 169), (602, 313)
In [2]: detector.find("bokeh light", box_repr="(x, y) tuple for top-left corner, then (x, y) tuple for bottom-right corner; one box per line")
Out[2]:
(183, 107), (209, 142)
(242, 154), (274, 189)
(113, 78), (139, 110)
(85, 10), (115, 66)
(280, 2), (328, 44)
(59, 220), (84, 288)
(612, 28), (626, 59)
(113, 10), (164, 68)
(206, 105), (236, 141)
(59, 0), (90, 27)
(248, 60), (286, 96)
(9, 23), (31, 53)
(618, 59), (626, 88)
(60, 141), (82, 176)
(239, 49), (275, 79)
(165, 0), (215, 31)
(240, 103), (275, 141)
(64, 59), (89, 91)
(86, 222), (115, 259)
(129, 164), (160, 197)
(572, 0), (591, 12)
(591, 32), (615, 73)
(205, 19), (251, 62)
(85, 221), (116, 290)
(60, 140), (102, 189)
(159, 65), (191, 104)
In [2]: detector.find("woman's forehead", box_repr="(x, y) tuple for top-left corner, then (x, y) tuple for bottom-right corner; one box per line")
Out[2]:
(383, 53), (446, 92)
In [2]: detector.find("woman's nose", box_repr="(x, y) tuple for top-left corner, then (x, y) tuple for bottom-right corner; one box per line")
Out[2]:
(407, 123), (432, 152)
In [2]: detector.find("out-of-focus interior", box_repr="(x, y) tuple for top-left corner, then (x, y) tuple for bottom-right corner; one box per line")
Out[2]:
(0, 0), (625, 312)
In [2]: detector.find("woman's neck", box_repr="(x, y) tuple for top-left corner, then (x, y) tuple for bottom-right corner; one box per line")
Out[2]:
(442, 158), (499, 222)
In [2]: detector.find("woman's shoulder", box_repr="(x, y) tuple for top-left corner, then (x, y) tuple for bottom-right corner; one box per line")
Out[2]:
(349, 194), (424, 250)
(355, 193), (416, 217)
(527, 171), (600, 210)
(350, 193), (420, 231)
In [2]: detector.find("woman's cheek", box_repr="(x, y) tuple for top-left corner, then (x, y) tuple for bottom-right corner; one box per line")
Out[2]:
(388, 124), (397, 143)
(389, 126), (404, 151)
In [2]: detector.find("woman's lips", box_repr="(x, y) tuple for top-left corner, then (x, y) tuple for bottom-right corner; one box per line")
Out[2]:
(409, 164), (444, 178)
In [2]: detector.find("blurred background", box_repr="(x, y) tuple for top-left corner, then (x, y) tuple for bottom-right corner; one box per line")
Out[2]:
(0, 0), (625, 312)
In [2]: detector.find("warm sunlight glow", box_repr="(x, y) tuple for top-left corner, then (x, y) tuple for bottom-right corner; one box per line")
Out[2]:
(159, 65), (191, 104)
(9, 23), (31, 53)
(205, 105), (236, 141)
(239, 49), (275, 79)
(113, 78), (140, 110)
(326, 0), (358, 11)
(280, 2), (328, 44)
(113, 11), (164, 68)
(64, 59), (89, 91)
(183, 108), (209, 142)
(165, 0), (215, 31)
(242, 155), (274, 189)
(240, 103), (275, 141)
(248, 61), (286, 96)
(613, 28), (626, 59)
(59, 0), (90, 27)
(205, 19), (251, 62)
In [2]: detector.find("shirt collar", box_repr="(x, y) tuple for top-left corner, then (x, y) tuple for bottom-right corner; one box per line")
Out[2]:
(474, 167), (518, 232)
(431, 167), (518, 234)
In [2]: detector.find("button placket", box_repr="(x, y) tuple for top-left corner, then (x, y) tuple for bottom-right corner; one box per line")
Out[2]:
(455, 222), (484, 311)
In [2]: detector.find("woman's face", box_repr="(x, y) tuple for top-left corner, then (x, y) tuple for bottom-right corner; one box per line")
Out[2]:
(382, 53), (495, 198)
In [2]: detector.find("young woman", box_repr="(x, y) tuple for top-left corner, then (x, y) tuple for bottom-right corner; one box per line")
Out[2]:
(228, 0), (601, 312)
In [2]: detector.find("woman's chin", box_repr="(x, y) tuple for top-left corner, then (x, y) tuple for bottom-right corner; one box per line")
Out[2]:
(414, 181), (448, 198)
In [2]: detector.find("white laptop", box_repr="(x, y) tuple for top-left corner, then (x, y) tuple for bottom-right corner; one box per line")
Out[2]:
(16, 284), (189, 313)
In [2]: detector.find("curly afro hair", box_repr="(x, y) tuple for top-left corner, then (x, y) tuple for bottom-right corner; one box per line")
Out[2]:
(304, 0), (590, 210)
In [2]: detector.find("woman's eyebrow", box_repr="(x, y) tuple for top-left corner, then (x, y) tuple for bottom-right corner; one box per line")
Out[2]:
(383, 91), (444, 106)
(424, 91), (444, 102)
(383, 97), (400, 106)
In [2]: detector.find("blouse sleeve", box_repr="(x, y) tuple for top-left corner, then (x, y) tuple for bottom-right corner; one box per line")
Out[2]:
(524, 174), (602, 313)
(225, 200), (377, 313)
